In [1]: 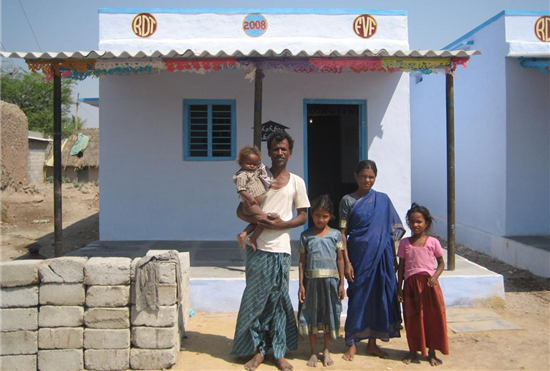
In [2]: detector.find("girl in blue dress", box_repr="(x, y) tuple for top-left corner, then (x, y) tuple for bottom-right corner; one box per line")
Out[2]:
(298, 195), (346, 367)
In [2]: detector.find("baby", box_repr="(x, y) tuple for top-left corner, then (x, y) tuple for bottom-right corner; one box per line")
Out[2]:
(233, 145), (277, 249)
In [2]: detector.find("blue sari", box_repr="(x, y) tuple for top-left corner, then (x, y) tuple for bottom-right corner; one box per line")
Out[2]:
(344, 190), (404, 346)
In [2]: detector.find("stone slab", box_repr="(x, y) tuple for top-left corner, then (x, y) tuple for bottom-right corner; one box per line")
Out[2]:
(86, 285), (130, 307)
(85, 349), (129, 371)
(0, 355), (37, 371)
(130, 346), (178, 370)
(0, 286), (38, 308)
(84, 329), (130, 349)
(131, 305), (177, 327)
(39, 257), (88, 283)
(131, 325), (178, 349)
(0, 331), (37, 355)
(0, 260), (42, 288)
(39, 283), (85, 306)
(39, 306), (84, 328)
(38, 349), (83, 371)
(84, 308), (129, 329)
(38, 327), (83, 349)
(130, 284), (177, 306)
(449, 319), (523, 333)
(84, 257), (131, 285)
(446, 308), (502, 323)
(0, 308), (38, 332)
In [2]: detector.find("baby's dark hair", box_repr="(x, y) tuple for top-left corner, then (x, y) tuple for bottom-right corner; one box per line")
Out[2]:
(310, 194), (334, 216)
(406, 203), (435, 230)
(355, 160), (378, 176)
(236, 145), (261, 166)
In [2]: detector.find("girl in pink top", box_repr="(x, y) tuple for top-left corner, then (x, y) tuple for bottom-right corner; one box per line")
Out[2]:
(397, 203), (449, 366)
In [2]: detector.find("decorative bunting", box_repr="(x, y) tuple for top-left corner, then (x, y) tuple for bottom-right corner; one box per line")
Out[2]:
(26, 56), (471, 80)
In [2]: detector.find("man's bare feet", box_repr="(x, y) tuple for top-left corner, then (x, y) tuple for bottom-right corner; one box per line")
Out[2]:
(366, 342), (388, 359)
(237, 232), (247, 249)
(428, 349), (442, 366)
(402, 351), (418, 364)
(306, 354), (318, 367)
(342, 344), (356, 361)
(322, 349), (334, 366)
(275, 357), (293, 371)
(244, 353), (264, 371)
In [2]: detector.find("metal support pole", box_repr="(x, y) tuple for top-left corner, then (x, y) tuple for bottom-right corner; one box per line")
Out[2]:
(446, 73), (456, 270)
(253, 68), (263, 150)
(53, 72), (63, 257)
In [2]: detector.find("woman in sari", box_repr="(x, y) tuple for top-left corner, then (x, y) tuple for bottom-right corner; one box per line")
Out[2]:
(340, 160), (405, 361)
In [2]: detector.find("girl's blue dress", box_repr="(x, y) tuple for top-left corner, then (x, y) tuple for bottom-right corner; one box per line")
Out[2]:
(298, 228), (343, 339)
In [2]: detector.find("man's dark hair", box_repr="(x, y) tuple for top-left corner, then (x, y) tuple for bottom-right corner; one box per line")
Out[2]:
(267, 130), (294, 151)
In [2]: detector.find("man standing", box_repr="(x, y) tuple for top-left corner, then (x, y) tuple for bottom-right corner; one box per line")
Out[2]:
(232, 130), (310, 371)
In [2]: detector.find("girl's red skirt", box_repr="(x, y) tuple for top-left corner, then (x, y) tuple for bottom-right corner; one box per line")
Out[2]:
(403, 273), (449, 356)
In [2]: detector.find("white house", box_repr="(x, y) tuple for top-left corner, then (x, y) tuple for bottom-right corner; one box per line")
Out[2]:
(411, 10), (550, 277)
(2, 8), (477, 243)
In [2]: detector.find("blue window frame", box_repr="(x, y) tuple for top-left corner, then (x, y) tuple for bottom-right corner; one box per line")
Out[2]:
(183, 99), (236, 161)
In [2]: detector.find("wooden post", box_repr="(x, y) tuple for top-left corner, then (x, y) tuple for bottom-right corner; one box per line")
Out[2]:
(253, 68), (263, 150)
(53, 71), (63, 257)
(446, 73), (456, 270)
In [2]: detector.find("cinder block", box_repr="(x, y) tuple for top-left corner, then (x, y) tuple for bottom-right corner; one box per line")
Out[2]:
(38, 349), (83, 371)
(130, 284), (177, 306)
(134, 252), (178, 283)
(84, 329), (130, 349)
(39, 306), (84, 328)
(130, 346), (178, 370)
(84, 308), (129, 329)
(131, 325), (178, 349)
(38, 327), (83, 349)
(131, 305), (177, 327)
(84, 257), (131, 286)
(39, 283), (85, 306)
(0, 286), (38, 308)
(0, 308), (37, 332)
(0, 260), (42, 288)
(85, 349), (129, 371)
(39, 257), (88, 283)
(178, 252), (190, 274)
(0, 331), (37, 355)
(86, 285), (130, 307)
(0, 355), (37, 370)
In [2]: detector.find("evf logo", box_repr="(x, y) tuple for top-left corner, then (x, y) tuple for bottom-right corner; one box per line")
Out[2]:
(353, 14), (377, 39)
(132, 13), (157, 38)
(534, 16), (550, 42)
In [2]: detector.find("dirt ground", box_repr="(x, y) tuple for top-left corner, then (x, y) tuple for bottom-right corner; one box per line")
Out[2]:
(1, 184), (549, 370)
(0, 182), (99, 260)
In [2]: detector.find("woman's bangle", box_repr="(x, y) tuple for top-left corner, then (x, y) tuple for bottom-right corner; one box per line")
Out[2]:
(345, 263), (352, 268)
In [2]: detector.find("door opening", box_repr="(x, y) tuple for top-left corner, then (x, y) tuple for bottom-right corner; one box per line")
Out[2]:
(306, 102), (362, 228)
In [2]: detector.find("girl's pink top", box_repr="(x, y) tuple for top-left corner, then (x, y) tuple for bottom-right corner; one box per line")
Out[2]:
(397, 236), (443, 280)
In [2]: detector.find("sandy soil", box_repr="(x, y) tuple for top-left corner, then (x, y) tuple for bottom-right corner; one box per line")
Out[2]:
(1, 184), (548, 370)
(0, 182), (99, 261)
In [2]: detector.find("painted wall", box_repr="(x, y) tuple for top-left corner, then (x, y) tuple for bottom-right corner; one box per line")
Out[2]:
(98, 9), (409, 53)
(412, 16), (509, 239)
(505, 58), (550, 235)
(99, 68), (411, 240)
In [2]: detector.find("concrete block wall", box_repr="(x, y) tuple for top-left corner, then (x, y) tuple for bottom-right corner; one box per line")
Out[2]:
(0, 251), (191, 371)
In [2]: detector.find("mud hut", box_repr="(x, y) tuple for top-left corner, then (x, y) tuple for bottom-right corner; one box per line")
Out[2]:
(45, 128), (99, 183)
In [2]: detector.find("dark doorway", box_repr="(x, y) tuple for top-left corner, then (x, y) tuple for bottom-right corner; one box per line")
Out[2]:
(306, 103), (361, 228)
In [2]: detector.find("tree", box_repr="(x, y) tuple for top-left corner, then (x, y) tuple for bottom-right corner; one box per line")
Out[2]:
(1, 65), (77, 137)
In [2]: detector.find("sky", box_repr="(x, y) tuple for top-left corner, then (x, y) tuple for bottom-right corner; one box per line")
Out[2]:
(1, 0), (549, 128)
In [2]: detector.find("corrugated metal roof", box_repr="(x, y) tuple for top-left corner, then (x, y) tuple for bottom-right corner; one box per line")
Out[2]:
(0, 49), (480, 60)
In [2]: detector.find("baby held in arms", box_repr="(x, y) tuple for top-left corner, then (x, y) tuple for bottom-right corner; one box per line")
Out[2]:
(233, 145), (277, 249)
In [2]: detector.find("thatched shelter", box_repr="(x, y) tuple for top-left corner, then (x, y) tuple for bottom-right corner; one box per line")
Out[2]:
(45, 128), (99, 183)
